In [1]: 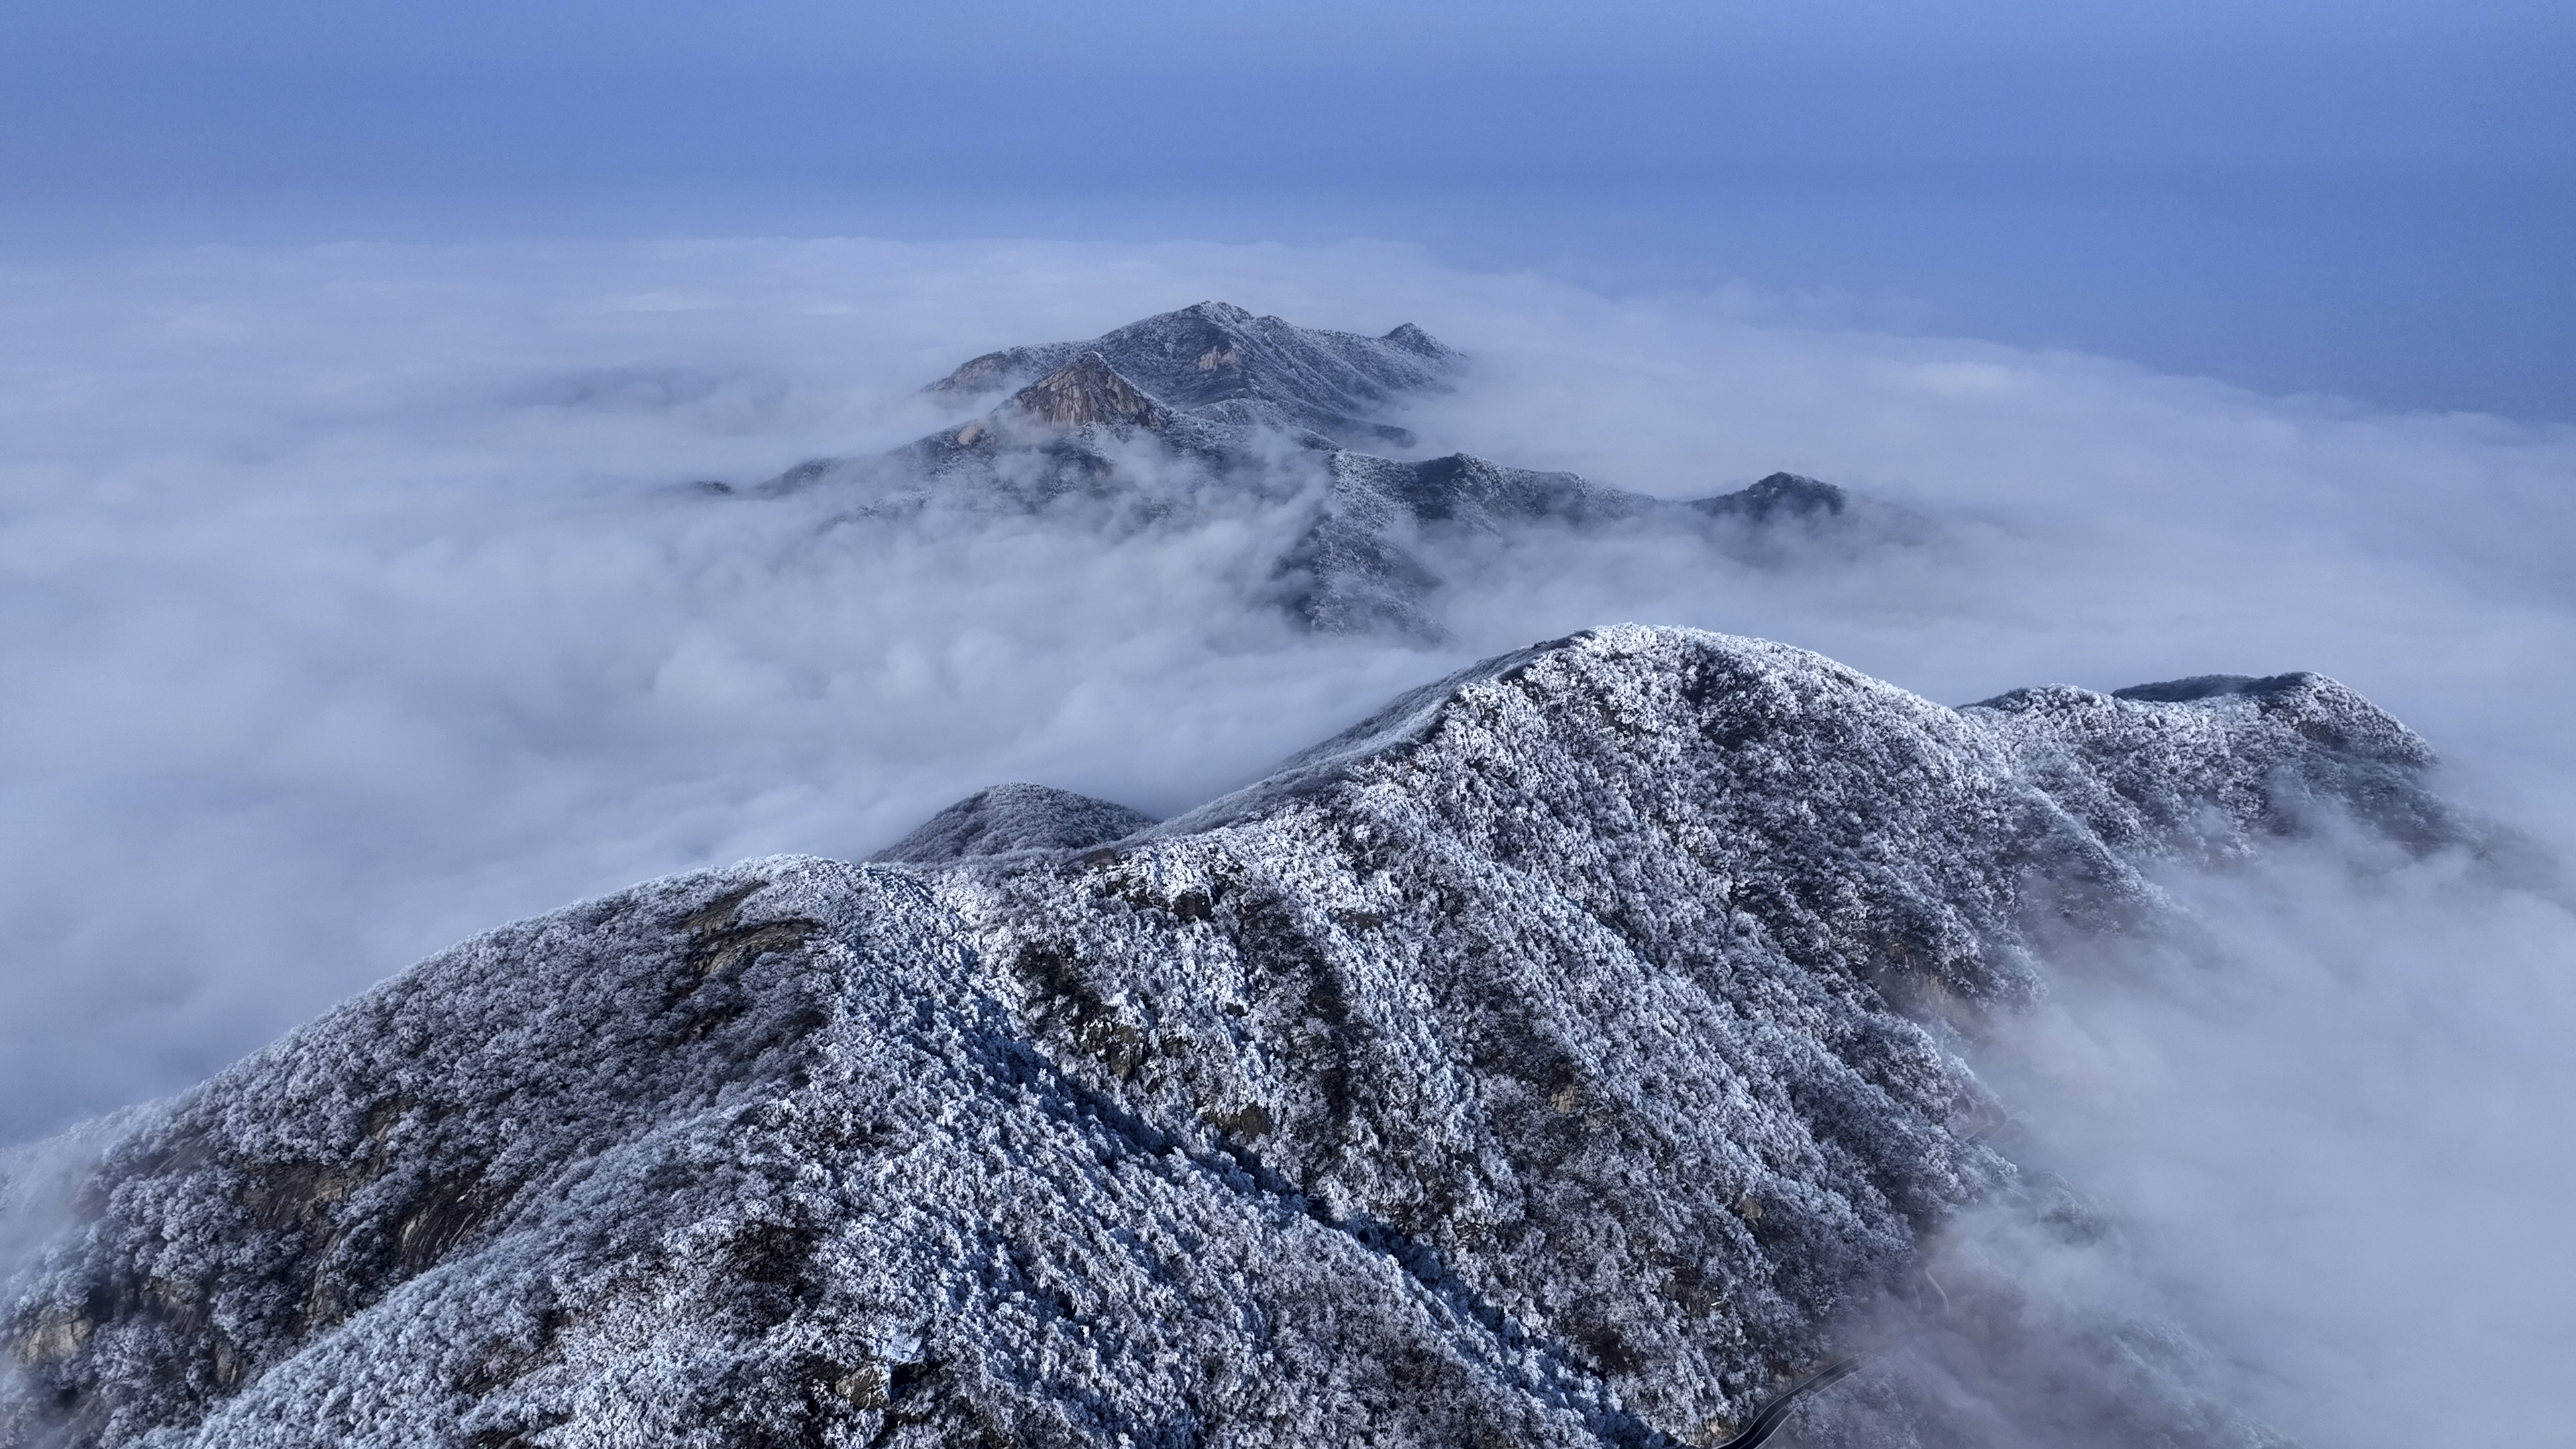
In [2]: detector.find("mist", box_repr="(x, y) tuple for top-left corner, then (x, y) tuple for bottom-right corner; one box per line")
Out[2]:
(1987, 829), (2576, 1446)
(3, 235), (2571, 1446)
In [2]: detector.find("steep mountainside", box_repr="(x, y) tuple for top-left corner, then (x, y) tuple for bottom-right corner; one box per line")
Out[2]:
(0, 626), (2463, 1448)
(757, 305), (1880, 641)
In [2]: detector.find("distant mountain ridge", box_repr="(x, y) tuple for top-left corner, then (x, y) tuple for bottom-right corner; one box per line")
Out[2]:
(923, 300), (1458, 447)
(762, 303), (1873, 641)
(1, 625), (2473, 1447)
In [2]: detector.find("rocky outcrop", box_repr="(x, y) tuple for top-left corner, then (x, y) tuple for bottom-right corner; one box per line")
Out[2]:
(1692, 474), (1848, 525)
(4, 627), (2454, 1446)
(1002, 354), (1171, 431)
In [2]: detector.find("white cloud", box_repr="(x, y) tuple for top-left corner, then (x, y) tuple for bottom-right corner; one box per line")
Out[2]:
(1974, 829), (2576, 1446)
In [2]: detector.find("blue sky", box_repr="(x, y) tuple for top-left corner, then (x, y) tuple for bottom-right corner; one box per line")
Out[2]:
(4, 1), (2569, 415)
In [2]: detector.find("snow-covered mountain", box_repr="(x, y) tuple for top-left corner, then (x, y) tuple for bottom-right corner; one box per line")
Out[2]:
(1, 625), (2469, 1448)
(756, 304), (1876, 640)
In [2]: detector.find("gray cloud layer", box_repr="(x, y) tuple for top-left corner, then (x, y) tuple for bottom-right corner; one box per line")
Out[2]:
(2, 237), (2570, 1445)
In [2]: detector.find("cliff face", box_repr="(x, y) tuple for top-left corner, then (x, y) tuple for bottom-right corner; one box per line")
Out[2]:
(0, 627), (2455, 1448)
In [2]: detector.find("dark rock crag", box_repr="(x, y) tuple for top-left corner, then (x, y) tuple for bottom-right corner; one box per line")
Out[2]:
(0, 625), (2468, 1448)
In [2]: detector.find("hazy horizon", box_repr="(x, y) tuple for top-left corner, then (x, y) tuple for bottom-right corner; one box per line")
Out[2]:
(4, 0), (2569, 419)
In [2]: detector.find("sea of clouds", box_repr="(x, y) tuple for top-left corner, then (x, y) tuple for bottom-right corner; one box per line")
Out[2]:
(2, 235), (2570, 1445)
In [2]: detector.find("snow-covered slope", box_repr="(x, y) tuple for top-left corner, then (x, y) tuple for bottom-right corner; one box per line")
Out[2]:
(1, 627), (2460, 1447)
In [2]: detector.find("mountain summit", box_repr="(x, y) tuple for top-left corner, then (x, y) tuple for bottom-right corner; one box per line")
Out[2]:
(1, 626), (2462, 1447)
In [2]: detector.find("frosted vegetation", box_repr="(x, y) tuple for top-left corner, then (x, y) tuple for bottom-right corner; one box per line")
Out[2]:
(0, 627), (2479, 1447)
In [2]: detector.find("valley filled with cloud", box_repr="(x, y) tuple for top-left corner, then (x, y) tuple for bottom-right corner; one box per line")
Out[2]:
(3, 234), (2571, 1446)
